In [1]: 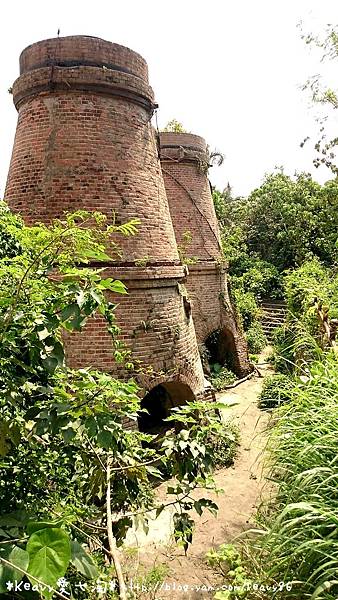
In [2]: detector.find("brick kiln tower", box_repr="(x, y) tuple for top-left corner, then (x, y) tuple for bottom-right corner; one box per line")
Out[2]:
(5, 36), (211, 430)
(159, 132), (251, 377)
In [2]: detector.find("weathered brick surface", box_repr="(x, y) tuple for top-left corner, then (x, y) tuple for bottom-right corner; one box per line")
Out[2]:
(160, 132), (221, 261)
(19, 36), (148, 81)
(5, 36), (208, 402)
(64, 266), (205, 396)
(160, 132), (252, 377)
(185, 264), (251, 376)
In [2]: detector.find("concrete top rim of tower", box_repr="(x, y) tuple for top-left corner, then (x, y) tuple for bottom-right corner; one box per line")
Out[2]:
(19, 35), (149, 82)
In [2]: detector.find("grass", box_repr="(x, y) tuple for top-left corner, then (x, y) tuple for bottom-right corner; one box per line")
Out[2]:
(207, 349), (338, 599)
(251, 350), (338, 599)
(258, 373), (293, 409)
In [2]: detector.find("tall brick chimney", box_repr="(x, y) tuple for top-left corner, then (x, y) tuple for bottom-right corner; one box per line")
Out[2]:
(5, 36), (211, 429)
(159, 132), (252, 377)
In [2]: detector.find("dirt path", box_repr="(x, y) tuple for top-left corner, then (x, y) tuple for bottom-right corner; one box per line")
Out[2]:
(125, 351), (273, 598)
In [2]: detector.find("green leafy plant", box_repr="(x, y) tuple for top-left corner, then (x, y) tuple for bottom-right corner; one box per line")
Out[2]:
(258, 374), (293, 409)
(232, 289), (260, 331)
(177, 230), (198, 265)
(245, 322), (267, 354)
(210, 365), (236, 390)
(253, 351), (338, 598)
(134, 255), (150, 267)
(206, 544), (252, 599)
(0, 204), (232, 598)
(162, 119), (187, 133)
(205, 422), (239, 469)
(271, 325), (296, 373)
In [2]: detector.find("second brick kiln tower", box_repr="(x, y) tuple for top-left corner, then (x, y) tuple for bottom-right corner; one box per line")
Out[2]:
(159, 132), (251, 377)
(5, 36), (209, 430)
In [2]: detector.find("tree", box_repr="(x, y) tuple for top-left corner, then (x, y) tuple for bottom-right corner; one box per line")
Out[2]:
(300, 24), (338, 175)
(161, 119), (187, 133)
(0, 203), (234, 598)
(245, 172), (338, 270)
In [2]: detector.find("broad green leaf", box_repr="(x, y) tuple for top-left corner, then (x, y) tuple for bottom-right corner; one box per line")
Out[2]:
(60, 302), (80, 322)
(61, 427), (76, 443)
(96, 430), (113, 448)
(49, 342), (64, 366)
(0, 528), (10, 539)
(194, 499), (218, 517)
(99, 279), (128, 294)
(0, 512), (28, 528)
(145, 465), (163, 479)
(41, 356), (58, 373)
(8, 424), (21, 446)
(26, 528), (71, 599)
(70, 540), (98, 579)
(0, 421), (10, 457)
(0, 545), (29, 593)
(82, 249), (112, 261)
(27, 520), (63, 536)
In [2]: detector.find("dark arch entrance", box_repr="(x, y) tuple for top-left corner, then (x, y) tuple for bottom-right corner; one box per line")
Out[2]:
(138, 382), (195, 433)
(204, 328), (238, 374)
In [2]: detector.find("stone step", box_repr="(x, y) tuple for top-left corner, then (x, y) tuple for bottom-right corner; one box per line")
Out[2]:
(260, 300), (287, 341)
(262, 302), (286, 307)
(262, 322), (284, 329)
(261, 301), (286, 307)
(262, 319), (285, 324)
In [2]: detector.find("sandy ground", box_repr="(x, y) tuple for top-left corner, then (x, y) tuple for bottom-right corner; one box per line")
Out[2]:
(124, 351), (274, 598)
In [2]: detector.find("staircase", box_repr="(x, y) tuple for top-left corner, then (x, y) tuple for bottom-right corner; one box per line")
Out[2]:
(261, 300), (287, 341)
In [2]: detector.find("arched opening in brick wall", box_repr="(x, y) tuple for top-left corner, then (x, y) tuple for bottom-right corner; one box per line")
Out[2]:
(138, 382), (195, 434)
(203, 328), (237, 375)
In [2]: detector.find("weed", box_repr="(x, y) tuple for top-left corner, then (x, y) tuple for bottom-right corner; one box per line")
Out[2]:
(258, 373), (293, 409)
(210, 363), (236, 390)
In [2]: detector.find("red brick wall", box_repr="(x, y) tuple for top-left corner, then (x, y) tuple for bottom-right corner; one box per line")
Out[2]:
(6, 48), (177, 262)
(160, 132), (221, 261)
(185, 264), (251, 376)
(159, 132), (252, 377)
(5, 37), (208, 400)
(64, 266), (205, 395)
(19, 36), (148, 82)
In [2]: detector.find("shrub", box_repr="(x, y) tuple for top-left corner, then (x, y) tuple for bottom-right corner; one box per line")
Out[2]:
(0, 205), (238, 592)
(284, 258), (330, 316)
(232, 288), (260, 330)
(162, 119), (186, 133)
(245, 322), (267, 354)
(210, 364), (236, 390)
(272, 325), (296, 373)
(232, 260), (283, 301)
(205, 423), (240, 469)
(258, 374), (293, 409)
(206, 544), (252, 599)
(284, 258), (338, 337)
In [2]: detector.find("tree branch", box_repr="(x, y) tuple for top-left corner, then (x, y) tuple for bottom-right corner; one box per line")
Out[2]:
(106, 457), (127, 600)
